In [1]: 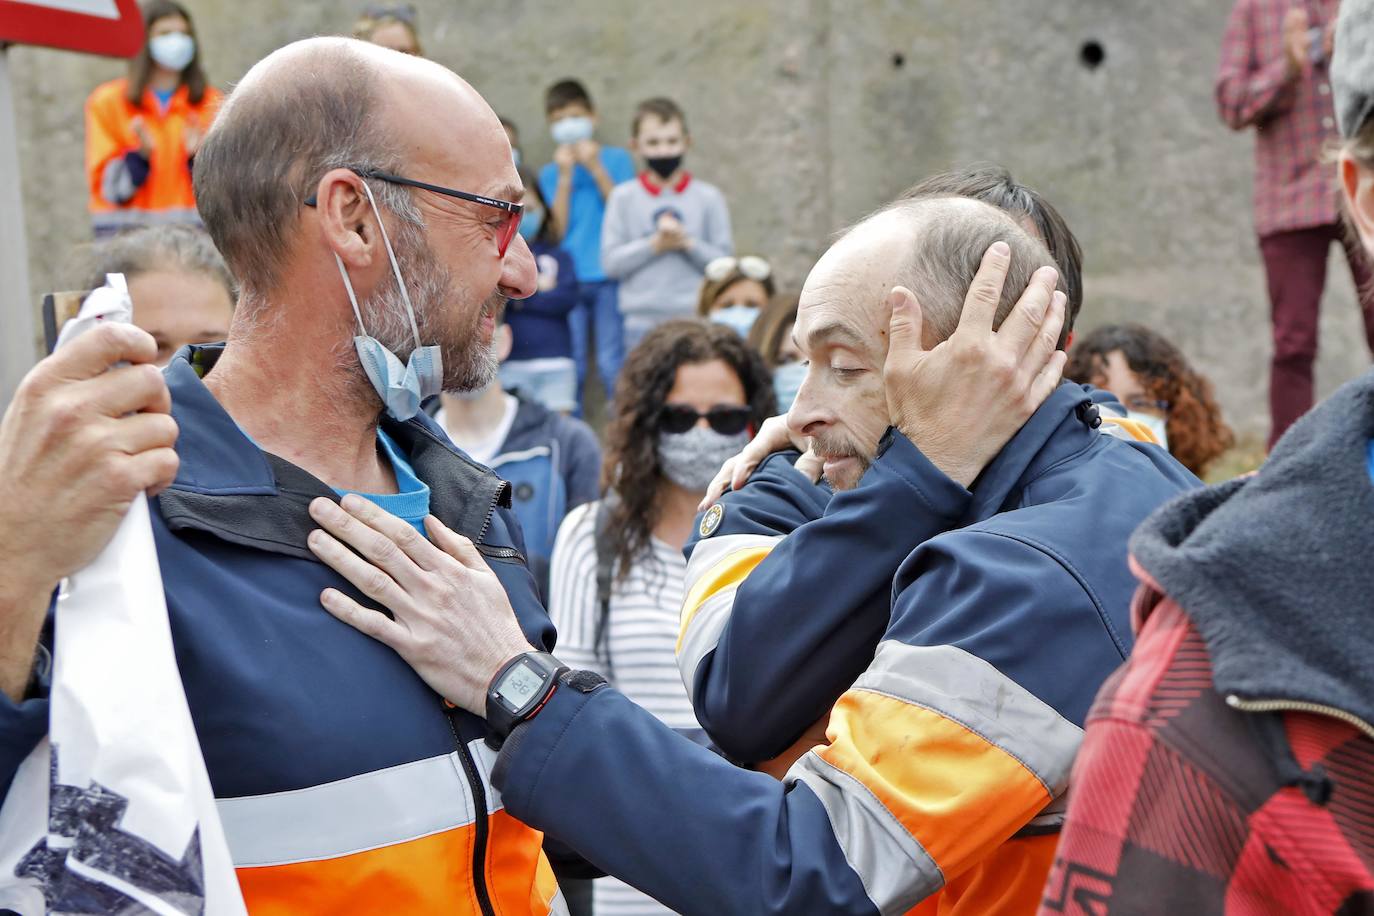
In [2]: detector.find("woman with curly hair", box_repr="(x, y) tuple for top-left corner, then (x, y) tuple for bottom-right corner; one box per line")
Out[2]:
(1066, 323), (1235, 477)
(546, 320), (774, 915)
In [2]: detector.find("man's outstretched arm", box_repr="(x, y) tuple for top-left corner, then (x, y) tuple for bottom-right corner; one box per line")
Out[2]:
(305, 497), (1081, 915)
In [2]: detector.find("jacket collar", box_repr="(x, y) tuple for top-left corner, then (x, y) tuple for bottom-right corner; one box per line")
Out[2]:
(639, 171), (692, 196)
(138, 82), (191, 115)
(962, 383), (1110, 524)
(1131, 368), (1374, 730)
(156, 344), (510, 560)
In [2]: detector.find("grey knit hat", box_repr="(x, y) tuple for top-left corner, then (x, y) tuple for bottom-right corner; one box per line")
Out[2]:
(1334, 0), (1374, 138)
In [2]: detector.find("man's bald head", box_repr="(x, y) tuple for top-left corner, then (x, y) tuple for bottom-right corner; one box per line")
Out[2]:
(193, 37), (486, 300)
(789, 195), (1060, 490)
(841, 195), (1058, 347)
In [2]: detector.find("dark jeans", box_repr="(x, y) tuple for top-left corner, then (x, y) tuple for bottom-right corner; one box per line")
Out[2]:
(567, 279), (624, 406)
(1259, 224), (1374, 447)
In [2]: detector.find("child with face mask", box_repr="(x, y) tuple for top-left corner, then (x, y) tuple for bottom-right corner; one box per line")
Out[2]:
(601, 97), (735, 352)
(85, 0), (222, 237)
(546, 321), (774, 915)
(539, 79), (637, 410)
(696, 254), (776, 341)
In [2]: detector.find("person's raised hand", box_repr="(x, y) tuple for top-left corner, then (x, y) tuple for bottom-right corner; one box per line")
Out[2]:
(1283, 7), (1311, 77)
(699, 414), (810, 510)
(650, 224), (688, 254)
(183, 114), (203, 158)
(553, 143), (576, 172)
(572, 137), (601, 165)
(307, 496), (535, 715)
(0, 323), (179, 699)
(882, 242), (1066, 489)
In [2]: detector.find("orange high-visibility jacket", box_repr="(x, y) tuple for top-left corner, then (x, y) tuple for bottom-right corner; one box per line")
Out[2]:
(85, 77), (222, 235)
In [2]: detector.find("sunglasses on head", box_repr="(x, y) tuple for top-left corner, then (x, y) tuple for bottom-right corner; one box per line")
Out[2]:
(660, 404), (752, 436)
(304, 169), (524, 258)
(704, 255), (772, 283)
(362, 3), (416, 24)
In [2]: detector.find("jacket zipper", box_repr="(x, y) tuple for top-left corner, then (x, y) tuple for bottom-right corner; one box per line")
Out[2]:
(445, 706), (497, 916)
(478, 544), (524, 562)
(476, 481), (510, 544)
(451, 480), (510, 915)
(1226, 695), (1374, 741)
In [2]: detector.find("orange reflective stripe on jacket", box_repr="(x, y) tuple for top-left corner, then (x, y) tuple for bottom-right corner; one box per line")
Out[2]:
(219, 746), (565, 915)
(84, 77), (222, 222)
(786, 641), (1084, 914)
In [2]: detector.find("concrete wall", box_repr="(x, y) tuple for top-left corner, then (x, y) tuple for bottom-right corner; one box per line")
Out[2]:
(9, 0), (1373, 438)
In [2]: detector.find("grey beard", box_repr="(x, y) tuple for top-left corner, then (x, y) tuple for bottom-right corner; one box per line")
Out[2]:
(359, 219), (501, 395)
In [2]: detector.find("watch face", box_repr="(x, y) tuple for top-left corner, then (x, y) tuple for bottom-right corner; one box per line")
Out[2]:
(497, 661), (545, 710)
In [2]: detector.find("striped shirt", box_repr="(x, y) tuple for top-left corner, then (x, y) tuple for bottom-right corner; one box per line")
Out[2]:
(548, 501), (695, 916)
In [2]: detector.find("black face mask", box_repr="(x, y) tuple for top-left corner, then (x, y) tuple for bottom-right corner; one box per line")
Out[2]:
(645, 155), (683, 179)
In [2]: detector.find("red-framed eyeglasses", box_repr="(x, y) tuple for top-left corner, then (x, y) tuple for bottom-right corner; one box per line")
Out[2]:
(305, 169), (524, 257)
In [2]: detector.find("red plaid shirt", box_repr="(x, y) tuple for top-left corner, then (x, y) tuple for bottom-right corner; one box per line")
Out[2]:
(1041, 579), (1374, 914)
(1215, 0), (1343, 237)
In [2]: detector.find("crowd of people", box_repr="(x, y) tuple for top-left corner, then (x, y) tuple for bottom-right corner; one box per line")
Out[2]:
(2, 0), (1372, 913)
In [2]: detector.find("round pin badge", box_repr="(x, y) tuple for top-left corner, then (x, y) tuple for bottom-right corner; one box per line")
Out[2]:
(699, 503), (724, 538)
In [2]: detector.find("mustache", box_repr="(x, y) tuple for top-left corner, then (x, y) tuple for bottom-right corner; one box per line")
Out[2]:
(483, 294), (508, 323)
(808, 432), (863, 461)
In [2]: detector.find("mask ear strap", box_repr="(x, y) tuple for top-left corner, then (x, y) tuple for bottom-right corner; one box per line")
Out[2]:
(359, 180), (423, 351)
(334, 253), (367, 335)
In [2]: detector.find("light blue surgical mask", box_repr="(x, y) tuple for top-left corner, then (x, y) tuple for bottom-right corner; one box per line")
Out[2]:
(1126, 410), (1169, 451)
(148, 32), (195, 71)
(334, 181), (444, 422)
(519, 207), (544, 241)
(710, 304), (761, 339)
(772, 361), (806, 413)
(550, 115), (594, 146)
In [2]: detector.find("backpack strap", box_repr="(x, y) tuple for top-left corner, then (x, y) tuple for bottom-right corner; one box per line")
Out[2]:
(591, 493), (618, 669)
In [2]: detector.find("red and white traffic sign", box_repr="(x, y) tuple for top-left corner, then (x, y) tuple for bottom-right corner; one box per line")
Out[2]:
(0, 0), (144, 57)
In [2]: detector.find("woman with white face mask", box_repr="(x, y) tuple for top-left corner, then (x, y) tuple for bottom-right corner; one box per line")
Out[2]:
(84, 0), (221, 237)
(1066, 323), (1235, 479)
(546, 320), (774, 916)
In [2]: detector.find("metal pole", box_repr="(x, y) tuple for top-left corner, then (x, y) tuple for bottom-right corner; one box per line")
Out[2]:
(0, 45), (36, 408)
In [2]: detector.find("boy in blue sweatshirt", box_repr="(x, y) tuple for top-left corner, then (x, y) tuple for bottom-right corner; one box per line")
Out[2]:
(538, 80), (636, 406)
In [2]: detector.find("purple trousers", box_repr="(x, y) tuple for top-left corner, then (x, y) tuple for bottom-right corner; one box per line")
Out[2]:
(1259, 223), (1374, 447)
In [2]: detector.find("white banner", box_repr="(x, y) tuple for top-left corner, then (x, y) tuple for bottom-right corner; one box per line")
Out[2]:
(0, 276), (246, 915)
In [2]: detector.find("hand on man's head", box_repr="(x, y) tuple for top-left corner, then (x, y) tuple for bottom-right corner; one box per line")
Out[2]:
(882, 242), (1067, 489)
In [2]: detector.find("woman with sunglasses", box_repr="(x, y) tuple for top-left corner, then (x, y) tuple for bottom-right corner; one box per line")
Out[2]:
(546, 320), (773, 915)
(696, 254), (776, 340)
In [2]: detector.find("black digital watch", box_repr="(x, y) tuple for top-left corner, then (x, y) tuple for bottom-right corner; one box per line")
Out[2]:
(484, 651), (567, 750)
